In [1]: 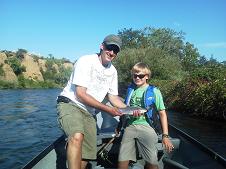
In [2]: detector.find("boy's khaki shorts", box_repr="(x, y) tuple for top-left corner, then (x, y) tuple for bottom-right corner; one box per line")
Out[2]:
(118, 124), (158, 165)
(57, 102), (97, 160)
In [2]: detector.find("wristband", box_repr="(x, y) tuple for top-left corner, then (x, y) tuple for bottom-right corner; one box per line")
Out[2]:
(162, 134), (169, 138)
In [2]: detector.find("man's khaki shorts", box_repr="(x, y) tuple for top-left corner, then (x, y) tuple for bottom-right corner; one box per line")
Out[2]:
(57, 102), (97, 160)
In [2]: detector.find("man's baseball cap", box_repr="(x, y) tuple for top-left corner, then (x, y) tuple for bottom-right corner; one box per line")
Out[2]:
(103, 34), (122, 51)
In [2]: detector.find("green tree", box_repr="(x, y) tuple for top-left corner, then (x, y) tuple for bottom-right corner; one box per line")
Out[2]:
(205, 56), (221, 67)
(54, 66), (72, 85)
(198, 55), (208, 66)
(16, 48), (27, 59)
(147, 28), (185, 58)
(118, 27), (201, 70)
(5, 57), (26, 75)
(118, 28), (148, 49)
(0, 64), (4, 76)
(181, 42), (200, 71)
(114, 47), (184, 83)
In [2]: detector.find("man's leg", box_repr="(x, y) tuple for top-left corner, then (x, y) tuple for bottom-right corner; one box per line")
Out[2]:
(118, 161), (130, 169)
(67, 133), (85, 169)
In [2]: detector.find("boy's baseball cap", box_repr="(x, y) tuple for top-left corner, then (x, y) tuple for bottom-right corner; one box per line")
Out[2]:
(103, 34), (122, 51)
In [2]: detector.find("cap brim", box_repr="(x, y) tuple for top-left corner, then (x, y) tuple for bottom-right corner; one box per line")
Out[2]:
(104, 42), (121, 51)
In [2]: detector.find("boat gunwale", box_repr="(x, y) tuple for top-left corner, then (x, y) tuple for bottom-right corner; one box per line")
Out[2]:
(21, 135), (65, 169)
(169, 124), (226, 167)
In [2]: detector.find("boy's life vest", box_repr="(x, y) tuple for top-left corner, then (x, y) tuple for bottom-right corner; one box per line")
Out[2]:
(122, 83), (162, 134)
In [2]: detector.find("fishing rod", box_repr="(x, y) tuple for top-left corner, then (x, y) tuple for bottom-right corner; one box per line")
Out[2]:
(97, 134), (117, 156)
(97, 134), (117, 165)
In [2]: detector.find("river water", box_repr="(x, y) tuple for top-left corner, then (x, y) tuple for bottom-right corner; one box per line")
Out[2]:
(0, 89), (225, 169)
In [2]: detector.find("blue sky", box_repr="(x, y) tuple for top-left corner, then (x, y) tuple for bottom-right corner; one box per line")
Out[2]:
(1, 0), (226, 62)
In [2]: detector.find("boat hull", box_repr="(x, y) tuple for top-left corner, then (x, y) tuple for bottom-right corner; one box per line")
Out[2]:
(22, 111), (226, 169)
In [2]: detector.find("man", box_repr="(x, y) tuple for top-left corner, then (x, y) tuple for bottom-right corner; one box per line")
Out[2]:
(56, 34), (126, 169)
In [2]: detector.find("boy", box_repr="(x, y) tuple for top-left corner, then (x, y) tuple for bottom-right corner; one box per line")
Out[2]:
(117, 62), (174, 169)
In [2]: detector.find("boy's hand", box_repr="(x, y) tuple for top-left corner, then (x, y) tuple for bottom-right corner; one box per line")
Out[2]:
(162, 137), (174, 153)
(132, 110), (143, 117)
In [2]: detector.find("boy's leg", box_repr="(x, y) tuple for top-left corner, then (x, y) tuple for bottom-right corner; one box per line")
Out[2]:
(118, 125), (137, 168)
(81, 161), (88, 169)
(136, 125), (158, 166)
(118, 161), (130, 169)
(145, 163), (158, 169)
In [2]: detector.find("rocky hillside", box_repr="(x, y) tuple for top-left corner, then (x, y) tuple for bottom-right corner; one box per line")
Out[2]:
(0, 52), (18, 82)
(0, 50), (73, 85)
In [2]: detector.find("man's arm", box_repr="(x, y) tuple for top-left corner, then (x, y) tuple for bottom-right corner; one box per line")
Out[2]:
(75, 85), (122, 116)
(107, 93), (127, 109)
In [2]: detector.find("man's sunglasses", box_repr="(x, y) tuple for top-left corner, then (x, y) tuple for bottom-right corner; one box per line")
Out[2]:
(104, 44), (120, 54)
(133, 74), (146, 79)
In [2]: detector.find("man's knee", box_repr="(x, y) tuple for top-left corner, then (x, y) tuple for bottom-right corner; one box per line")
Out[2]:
(68, 133), (84, 146)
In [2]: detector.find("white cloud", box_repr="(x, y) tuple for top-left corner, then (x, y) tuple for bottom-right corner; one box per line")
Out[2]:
(201, 42), (226, 48)
(173, 22), (181, 27)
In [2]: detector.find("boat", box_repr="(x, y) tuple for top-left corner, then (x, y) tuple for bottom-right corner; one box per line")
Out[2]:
(22, 112), (226, 169)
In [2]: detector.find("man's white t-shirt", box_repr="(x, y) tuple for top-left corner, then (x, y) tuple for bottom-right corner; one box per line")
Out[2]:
(60, 54), (118, 115)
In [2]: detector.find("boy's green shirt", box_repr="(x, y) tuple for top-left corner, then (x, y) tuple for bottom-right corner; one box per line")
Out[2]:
(129, 86), (149, 125)
(129, 85), (165, 125)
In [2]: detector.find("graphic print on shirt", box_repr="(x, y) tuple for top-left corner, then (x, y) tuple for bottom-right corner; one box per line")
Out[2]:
(87, 66), (115, 102)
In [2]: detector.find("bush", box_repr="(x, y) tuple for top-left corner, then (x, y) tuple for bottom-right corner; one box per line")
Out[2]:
(0, 80), (17, 89)
(0, 64), (4, 76)
(167, 67), (226, 120)
(5, 57), (26, 75)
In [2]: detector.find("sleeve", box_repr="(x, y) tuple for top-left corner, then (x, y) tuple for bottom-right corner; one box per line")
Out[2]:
(71, 56), (91, 88)
(154, 88), (166, 111)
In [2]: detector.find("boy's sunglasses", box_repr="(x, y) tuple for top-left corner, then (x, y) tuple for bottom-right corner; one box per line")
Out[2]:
(133, 74), (146, 79)
(104, 44), (120, 55)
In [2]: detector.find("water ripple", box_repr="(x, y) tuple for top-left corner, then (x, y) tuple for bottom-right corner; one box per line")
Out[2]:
(0, 89), (62, 169)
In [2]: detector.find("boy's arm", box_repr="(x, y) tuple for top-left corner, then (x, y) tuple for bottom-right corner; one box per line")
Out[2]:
(159, 110), (174, 152)
(159, 110), (168, 135)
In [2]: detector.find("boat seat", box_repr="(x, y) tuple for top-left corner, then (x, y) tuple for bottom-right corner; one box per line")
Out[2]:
(162, 157), (189, 169)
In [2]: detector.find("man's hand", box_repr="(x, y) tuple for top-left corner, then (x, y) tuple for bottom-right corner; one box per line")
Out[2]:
(109, 107), (123, 116)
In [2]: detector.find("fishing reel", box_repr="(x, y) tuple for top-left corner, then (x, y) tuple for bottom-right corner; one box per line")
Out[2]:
(98, 149), (113, 165)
